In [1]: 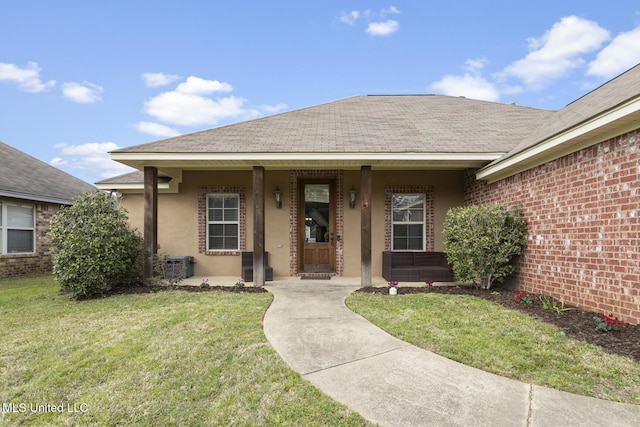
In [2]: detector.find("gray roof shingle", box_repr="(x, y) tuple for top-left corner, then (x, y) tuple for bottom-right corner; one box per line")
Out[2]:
(0, 142), (96, 204)
(114, 95), (554, 155)
(493, 63), (640, 164)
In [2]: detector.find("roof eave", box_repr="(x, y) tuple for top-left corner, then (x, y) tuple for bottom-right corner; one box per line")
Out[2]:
(0, 190), (74, 205)
(476, 98), (640, 183)
(95, 181), (175, 193)
(109, 152), (504, 172)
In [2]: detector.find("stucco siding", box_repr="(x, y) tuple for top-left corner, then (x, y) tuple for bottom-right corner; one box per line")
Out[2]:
(119, 169), (465, 280)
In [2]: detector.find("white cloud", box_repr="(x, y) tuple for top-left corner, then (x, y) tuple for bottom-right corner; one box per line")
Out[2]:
(144, 91), (248, 126)
(258, 103), (288, 114)
(54, 142), (120, 156)
(430, 58), (500, 102)
(340, 6), (400, 36)
(430, 74), (500, 102)
(175, 76), (233, 95)
(366, 20), (399, 36)
(500, 16), (610, 89)
(340, 10), (359, 25)
(135, 121), (181, 137)
(51, 142), (135, 181)
(142, 72), (180, 87)
(62, 81), (103, 103)
(588, 26), (640, 79)
(464, 58), (488, 73)
(0, 61), (55, 93)
(381, 6), (400, 16)
(141, 76), (285, 128)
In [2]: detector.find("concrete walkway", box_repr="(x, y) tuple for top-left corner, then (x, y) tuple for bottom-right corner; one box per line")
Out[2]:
(262, 280), (640, 427)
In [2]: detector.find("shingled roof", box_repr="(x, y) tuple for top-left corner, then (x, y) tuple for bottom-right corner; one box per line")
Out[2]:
(114, 95), (554, 155)
(478, 63), (640, 181)
(0, 142), (96, 204)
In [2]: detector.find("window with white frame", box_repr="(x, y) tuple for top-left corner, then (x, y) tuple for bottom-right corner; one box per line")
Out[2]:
(207, 194), (239, 251)
(391, 194), (425, 251)
(0, 202), (36, 254)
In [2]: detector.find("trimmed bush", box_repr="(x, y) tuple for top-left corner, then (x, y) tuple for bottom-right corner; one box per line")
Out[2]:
(443, 204), (526, 289)
(49, 191), (144, 298)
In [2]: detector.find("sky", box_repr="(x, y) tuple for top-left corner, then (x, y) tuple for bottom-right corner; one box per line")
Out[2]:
(1, 1), (640, 184)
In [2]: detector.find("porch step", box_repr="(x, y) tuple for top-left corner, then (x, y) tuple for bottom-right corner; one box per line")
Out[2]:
(300, 274), (333, 280)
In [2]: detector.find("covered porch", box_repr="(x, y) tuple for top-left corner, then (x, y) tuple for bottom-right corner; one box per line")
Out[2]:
(127, 163), (480, 287)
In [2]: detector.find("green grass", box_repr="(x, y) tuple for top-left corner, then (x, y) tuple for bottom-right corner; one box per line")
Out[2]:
(347, 292), (640, 405)
(0, 274), (372, 426)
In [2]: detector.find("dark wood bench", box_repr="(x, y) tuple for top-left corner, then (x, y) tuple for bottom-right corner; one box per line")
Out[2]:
(382, 251), (454, 282)
(241, 252), (274, 282)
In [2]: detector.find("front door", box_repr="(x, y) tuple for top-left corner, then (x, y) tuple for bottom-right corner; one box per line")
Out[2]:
(299, 182), (336, 273)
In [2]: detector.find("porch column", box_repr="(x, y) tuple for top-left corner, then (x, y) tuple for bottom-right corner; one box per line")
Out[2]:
(361, 165), (372, 287)
(143, 166), (158, 284)
(253, 166), (265, 286)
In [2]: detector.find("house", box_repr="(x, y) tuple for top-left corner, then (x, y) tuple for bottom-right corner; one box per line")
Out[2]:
(98, 63), (640, 324)
(0, 142), (96, 278)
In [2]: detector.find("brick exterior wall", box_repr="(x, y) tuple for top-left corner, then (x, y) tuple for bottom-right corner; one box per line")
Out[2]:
(0, 201), (61, 278)
(464, 129), (640, 324)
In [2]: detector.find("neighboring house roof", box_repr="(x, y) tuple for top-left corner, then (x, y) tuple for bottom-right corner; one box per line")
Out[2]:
(0, 141), (95, 204)
(478, 63), (640, 182)
(109, 95), (554, 173)
(95, 171), (173, 192)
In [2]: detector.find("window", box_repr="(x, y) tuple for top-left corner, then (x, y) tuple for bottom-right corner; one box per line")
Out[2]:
(392, 194), (425, 251)
(0, 202), (36, 254)
(207, 194), (239, 251)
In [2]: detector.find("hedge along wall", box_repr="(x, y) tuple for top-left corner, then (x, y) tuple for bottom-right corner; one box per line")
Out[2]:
(464, 129), (640, 324)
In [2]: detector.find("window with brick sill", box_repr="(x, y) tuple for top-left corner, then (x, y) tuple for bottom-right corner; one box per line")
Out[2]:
(385, 186), (434, 252)
(207, 194), (239, 251)
(392, 193), (425, 251)
(0, 201), (36, 254)
(198, 186), (246, 255)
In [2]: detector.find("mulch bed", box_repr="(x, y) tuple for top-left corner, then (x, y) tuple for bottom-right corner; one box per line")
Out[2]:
(357, 285), (640, 363)
(110, 284), (268, 295)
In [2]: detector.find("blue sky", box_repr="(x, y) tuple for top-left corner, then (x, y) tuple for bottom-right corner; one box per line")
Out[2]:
(1, 1), (640, 184)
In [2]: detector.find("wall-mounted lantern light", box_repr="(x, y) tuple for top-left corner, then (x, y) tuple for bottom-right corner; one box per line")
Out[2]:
(348, 186), (358, 209)
(273, 186), (283, 209)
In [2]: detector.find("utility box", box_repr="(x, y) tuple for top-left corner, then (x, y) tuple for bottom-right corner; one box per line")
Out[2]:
(164, 256), (195, 279)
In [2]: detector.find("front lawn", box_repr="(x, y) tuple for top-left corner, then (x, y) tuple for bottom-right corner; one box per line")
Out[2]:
(0, 275), (371, 426)
(346, 291), (640, 405)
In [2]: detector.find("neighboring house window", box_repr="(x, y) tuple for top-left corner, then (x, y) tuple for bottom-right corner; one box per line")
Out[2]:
(0, 202), (35, 254)
(391, 194), (425, 251)
(207, 194), (239, 251)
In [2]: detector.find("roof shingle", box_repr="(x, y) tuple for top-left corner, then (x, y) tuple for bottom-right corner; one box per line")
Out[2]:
(0, 142), (95, 204)
(114, 95), (554, 155)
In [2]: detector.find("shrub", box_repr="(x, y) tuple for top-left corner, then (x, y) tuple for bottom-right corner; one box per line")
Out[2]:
(49, 191), (144, 298)
(443, 204), (527, 289)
